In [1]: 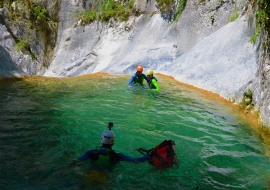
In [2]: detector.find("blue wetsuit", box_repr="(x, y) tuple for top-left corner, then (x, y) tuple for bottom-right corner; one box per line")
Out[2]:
(128, 73), (151, 86)
(78, 147), (150, 163)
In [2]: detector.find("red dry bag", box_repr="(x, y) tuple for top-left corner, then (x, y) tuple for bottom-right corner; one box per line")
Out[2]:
(138, 140), (178, 168)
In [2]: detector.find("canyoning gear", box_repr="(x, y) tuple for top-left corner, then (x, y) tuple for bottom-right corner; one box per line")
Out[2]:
(138, 140), (178, 168)
(78, 147), (150, 170)
(77, 122), (150, 170)
(138, 148), (156, 158)
(136, 65), (143, 71)
(128, 73), (151, 86)
(149, 77), (159, 91)
(101, 130), (115, 145)
(92, 147), (119, 169)
(108, 122), (113, 130)
(134, 75), (144, 85)
(146, 70), (154, 75)
(149, 140), (178, 168)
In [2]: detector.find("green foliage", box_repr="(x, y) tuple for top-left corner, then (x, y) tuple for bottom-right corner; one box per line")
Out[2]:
(246, 89), (252, 99)
(256, 9), (267, 25)
(0, 0), (13, 9)
(150, 11), (158, 17)
(14, 38), (29, 51)
(100, 0), (135, 22)
(31, 54), (35, 60)
(77, 10), (96, 23)
(228, 11), (239, 22)
(249, 1), (270, 44)
(2, 0), (57, 63)
(240, 89), (253, 110)
(174, 0), (187, 21)
(228, 4), (242, 22)
(31, 5), (48, 21)
(28, 3), (51, 28)
(261, 37), (266, 48)
(0, 0), (8, 8)
(77, 0), (185, 23)
(249, 31), (260, 43)
(156, 0), (174, 13)
(77, 0), (135, 23)
(2, 0), (54, 30)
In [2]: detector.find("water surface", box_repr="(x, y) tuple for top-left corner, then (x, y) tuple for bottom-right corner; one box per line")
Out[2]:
(1, 74), (270, 189)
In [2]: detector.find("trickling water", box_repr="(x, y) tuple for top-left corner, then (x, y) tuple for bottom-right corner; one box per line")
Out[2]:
(1, 74), (270, 190)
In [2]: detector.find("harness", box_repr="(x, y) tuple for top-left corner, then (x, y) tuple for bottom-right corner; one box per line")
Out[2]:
(133, 75), (144, 85)
(92, 147), (115, 169)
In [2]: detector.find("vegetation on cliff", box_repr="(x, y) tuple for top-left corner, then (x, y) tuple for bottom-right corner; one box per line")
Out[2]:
(1, 0), (55, 28)
(174, 0), (187, 21)
(249, 0), (269, 46)
(77, 0), (137, 24)
(240, 89), (253, 110)
(0, 0), (58, 67)
(77, 0), (187, 24)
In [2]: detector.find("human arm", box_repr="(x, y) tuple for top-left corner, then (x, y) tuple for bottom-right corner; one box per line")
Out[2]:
(152, 79), (160, 92)
(128, 74), (137, 86)
(117, 153), (150, 163)
(143, 74), (151, 84)
(74, 149), (100, 162)
(70, 150), (93, 166)
(70, 149), (100, 166)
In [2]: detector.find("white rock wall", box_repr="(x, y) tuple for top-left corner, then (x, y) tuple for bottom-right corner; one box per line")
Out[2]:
(45, 0), (255, 102)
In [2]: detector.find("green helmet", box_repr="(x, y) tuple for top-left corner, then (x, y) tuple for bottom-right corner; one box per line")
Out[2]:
(146, 70), (154, 75)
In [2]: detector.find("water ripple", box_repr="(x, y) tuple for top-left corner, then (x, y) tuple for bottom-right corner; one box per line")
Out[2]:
(0, 75), (270, 189)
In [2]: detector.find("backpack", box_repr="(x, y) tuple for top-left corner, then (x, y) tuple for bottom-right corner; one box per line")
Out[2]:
(138, 140), (178, 168)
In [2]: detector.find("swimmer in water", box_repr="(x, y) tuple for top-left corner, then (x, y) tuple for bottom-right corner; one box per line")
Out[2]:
(128, 65), (151, 87)
(146, 70), (159, 92)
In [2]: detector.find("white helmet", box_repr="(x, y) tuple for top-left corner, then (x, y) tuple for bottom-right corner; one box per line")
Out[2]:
(101, 130), (115, 145)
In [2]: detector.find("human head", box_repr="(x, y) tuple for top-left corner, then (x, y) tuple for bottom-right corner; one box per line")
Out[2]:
(146, 70), (154, 79)
(101, 130), (115, 146)
(136, 65), (143, 76)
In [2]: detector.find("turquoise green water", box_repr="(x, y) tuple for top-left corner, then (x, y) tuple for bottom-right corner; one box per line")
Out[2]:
(1, 74), (270, 189)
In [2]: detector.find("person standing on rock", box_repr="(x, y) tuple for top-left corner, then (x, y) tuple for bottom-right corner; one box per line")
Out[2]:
(128, 65), (151, 87)
(146, 70), (159, 92)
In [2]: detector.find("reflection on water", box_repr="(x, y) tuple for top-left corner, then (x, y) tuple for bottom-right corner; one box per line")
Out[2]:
(1, 74), (270, 189)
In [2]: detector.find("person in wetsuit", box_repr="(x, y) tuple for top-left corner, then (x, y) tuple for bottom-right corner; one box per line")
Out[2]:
(128, 65), (151, 87)
(146, 70), (160, 92)
(72, 123), (151, 170)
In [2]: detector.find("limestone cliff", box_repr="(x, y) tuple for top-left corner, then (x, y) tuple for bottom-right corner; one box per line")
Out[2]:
(1, 0), (270, 127)
(0, 45), (27, 78)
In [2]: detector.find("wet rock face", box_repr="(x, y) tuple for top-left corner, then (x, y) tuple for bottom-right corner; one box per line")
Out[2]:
(45, 0), (247, 77)
(158, 13), (257, 101)
(247, 35), (270, 126)
(0, 0), (59, 75)
(0, 19), (42, 75)
(0, 45), (27, 78)
(0, 0), (248, 77)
